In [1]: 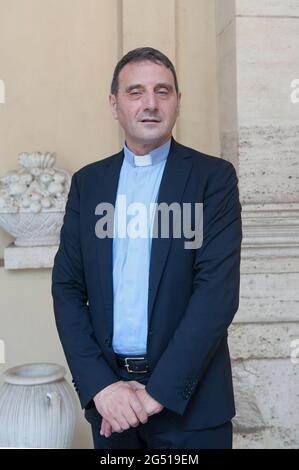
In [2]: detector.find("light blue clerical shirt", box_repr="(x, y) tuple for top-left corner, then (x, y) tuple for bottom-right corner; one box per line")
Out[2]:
(112, 138), (171, 355)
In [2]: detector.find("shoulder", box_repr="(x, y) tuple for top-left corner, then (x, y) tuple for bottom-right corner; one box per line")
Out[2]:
(174, 140), (237, 179)
(72, 150), (123, 182)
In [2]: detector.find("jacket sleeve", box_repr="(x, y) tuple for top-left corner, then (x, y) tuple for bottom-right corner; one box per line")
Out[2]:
(51, 171), (119, 409)
(145, 160), (242, 416)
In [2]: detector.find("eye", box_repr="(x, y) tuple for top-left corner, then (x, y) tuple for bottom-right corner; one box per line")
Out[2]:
(157, 90), (169, 96)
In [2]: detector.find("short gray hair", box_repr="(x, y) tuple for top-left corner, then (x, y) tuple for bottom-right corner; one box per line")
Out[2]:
(111, 47), (179, 95)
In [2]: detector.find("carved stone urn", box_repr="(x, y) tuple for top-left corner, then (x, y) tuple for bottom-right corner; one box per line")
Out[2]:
(0, 152), (71, 246)
(0, 363), (77, 448)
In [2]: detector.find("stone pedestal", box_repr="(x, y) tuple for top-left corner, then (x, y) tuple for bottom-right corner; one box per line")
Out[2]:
(4, 244), (58, 269)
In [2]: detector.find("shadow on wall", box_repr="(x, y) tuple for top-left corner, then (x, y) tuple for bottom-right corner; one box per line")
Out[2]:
(0, 79), (5, 103)
(0, 340), (5, 364)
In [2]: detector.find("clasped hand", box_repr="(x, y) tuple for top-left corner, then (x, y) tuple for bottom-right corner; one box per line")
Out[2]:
(93, 380), (164, 438)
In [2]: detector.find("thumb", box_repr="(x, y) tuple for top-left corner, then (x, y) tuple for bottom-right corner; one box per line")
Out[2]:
(128, 381), (146, 391)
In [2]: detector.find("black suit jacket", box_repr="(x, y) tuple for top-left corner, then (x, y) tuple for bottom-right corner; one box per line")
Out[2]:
(52, 137), (242, 431)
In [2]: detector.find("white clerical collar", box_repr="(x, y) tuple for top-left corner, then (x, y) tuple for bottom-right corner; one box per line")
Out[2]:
(123, 138), (171, 168)
(133, 154), (152, 166)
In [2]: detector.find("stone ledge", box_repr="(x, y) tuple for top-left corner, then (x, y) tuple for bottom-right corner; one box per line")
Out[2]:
(241, 202), (299, 258)
(241, 256), (299, 274)
(3, 244), (58, 269)
(236, 0), (299, 18)
(229, 322), (299, 359)
(237, 271), (299, 322)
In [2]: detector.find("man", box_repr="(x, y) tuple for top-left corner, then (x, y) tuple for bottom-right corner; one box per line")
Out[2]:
(52, 47), (242, 449)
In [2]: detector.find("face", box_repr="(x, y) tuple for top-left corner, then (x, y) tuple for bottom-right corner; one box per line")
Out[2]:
(109, 60), (181, 154)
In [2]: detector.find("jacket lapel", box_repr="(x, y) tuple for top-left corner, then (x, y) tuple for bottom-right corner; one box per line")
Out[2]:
(95, 150), (124, 335)
(147, 138), (193, 327)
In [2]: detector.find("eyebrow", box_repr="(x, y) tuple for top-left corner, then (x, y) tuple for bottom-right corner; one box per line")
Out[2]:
(125, 83), (174, 93)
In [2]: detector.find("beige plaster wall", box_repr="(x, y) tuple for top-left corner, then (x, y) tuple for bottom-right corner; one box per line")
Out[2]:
(0, 0), (219, 448)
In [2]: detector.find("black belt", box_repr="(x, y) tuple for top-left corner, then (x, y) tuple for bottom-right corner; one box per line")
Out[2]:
(116, 355), (150, 374)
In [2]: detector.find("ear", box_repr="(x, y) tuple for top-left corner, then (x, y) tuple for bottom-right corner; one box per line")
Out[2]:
(176, 91), (182, 116)
(109, 94), (118, 120)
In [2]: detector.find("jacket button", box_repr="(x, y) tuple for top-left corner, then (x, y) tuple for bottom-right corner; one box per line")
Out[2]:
(105, 338), (111, 347)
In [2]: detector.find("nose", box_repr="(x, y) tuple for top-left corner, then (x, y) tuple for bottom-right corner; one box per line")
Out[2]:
(142, 91), (158, 112)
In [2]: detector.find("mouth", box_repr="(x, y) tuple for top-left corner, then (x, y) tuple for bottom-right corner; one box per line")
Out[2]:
(140, 119), (161, 124)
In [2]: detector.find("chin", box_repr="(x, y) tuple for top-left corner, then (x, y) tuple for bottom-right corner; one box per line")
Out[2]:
(138, 132), (166, 144)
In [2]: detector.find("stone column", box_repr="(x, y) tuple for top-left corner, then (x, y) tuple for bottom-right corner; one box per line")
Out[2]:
(215, 0), (299, 448)
(121, 0), (220, 156)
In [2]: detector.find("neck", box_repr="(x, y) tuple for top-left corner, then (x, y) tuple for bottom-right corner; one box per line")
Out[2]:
(125, 135), (172, 156)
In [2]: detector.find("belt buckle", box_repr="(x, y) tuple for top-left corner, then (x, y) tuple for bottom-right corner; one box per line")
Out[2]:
(124, 356), (148, 374)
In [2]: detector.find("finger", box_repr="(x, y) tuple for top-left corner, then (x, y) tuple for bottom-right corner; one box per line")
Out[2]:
(100, 419), (109, 437)
(100, 419), (106, 436)
(118, 413), (131, 432)
(100, 420), (105, 436)
(111, 413), (131, 433)
(104, 420), (113, 438)
(137, 390), (164, 416)
(123, 407), (140, 428)
(130, 395), (149, 424)
(110, 418), (122, 433)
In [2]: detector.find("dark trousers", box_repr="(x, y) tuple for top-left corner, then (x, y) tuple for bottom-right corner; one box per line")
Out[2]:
(85, 366), (233, 450)
(90, 419), (232, 450)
